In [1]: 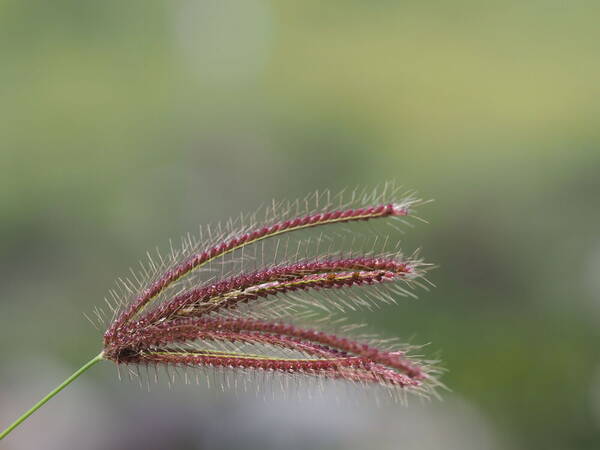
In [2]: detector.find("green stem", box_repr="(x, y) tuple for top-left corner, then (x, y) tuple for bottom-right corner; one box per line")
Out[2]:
(0, 352), (104, 440)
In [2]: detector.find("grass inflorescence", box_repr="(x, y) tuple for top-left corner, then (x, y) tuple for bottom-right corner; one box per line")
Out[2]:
(1, 183), (442, 440)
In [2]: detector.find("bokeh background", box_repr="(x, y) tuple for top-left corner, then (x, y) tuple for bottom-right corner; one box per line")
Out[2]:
(1, 1), (600, 449)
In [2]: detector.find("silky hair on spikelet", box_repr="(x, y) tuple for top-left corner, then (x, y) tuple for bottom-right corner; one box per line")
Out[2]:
(0, 184), (445, 440)
(89, 183), (442, 402)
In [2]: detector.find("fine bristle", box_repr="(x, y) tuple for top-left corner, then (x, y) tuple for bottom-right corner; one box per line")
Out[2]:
(99, 184), (441, 400)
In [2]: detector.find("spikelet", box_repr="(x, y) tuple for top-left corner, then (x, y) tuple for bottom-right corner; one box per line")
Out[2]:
(100, 183), (441, 399)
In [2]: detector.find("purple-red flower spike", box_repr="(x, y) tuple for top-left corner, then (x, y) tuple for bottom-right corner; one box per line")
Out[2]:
(100, 187), (440, 398)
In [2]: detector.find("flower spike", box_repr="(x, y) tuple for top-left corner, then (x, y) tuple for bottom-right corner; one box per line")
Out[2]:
(102, 186), (438, 396)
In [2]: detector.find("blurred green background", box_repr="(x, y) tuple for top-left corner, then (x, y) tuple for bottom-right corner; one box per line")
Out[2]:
(1, 1), (599, 449)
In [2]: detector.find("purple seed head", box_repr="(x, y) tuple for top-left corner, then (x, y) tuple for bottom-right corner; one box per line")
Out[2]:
(100, 186), (440, 398)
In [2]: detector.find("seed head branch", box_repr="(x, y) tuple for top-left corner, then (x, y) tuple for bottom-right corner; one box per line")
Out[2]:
(107, 202), (412, 335)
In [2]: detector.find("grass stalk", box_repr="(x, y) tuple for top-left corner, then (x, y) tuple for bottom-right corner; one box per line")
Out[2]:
(0, 352), (104, 440)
